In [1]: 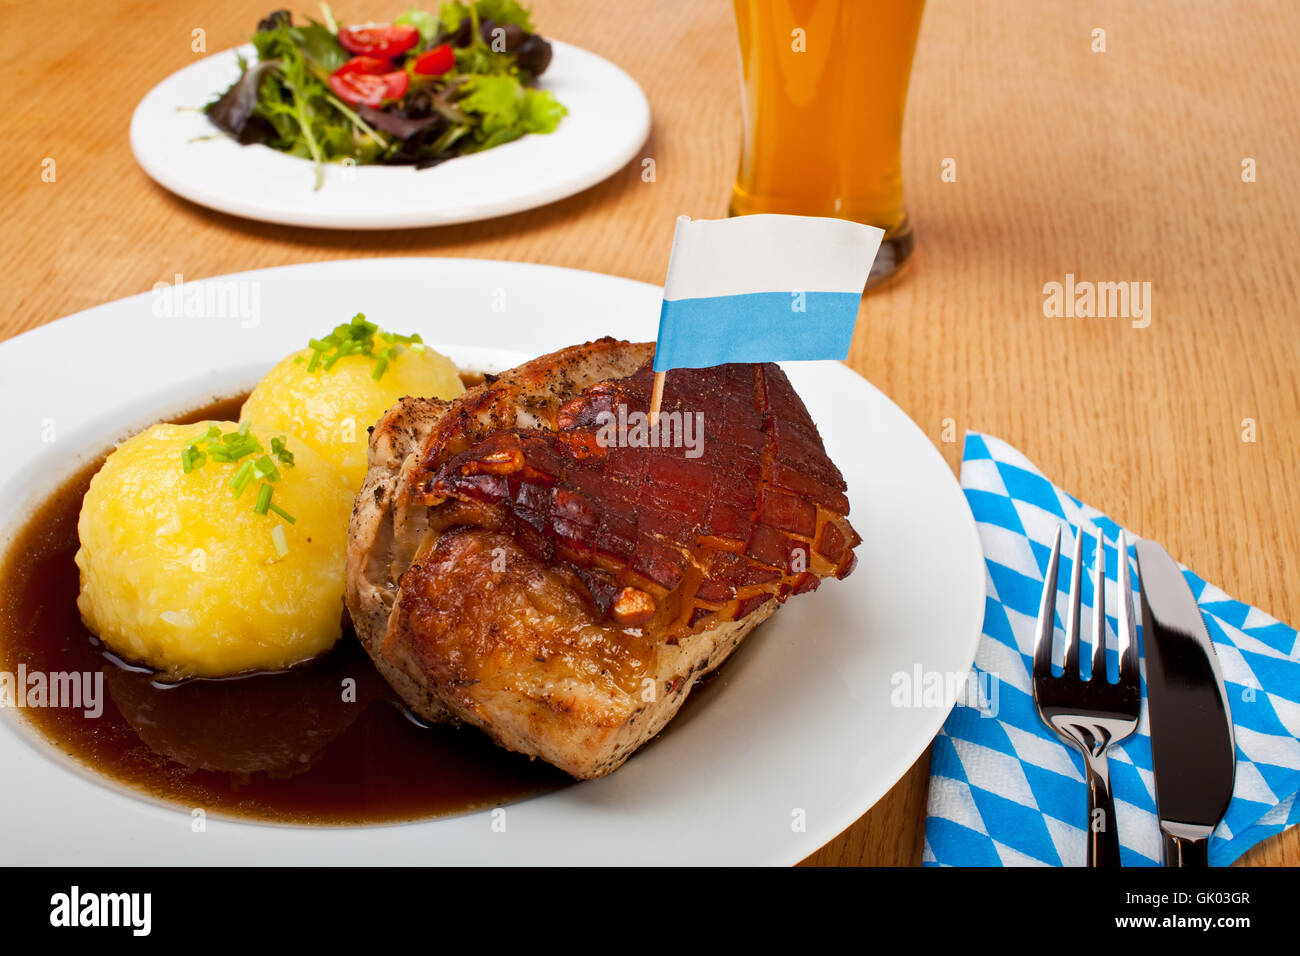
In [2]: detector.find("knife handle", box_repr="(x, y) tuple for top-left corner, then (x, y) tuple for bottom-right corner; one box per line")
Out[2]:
(1162, 830), (1211, 867)
(1084, 752), (1122, 867)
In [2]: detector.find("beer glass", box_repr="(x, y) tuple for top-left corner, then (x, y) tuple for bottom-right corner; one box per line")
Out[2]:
(731, 0), (926, 287)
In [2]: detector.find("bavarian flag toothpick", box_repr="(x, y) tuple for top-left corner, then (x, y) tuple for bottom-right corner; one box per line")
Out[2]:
(649, 214), (885, 422)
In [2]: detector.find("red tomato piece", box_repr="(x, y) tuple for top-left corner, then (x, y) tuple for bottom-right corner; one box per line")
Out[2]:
(335, 55), (392, 75)
(413, 44), (455, 76)
(338, 23), (419, 59)
(329, 56), (410, 107)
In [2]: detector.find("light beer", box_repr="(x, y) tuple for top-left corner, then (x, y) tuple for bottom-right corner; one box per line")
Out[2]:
(731, 0), (926, 284)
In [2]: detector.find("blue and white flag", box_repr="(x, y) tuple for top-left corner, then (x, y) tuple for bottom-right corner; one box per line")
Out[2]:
(652, 214), (884, 372)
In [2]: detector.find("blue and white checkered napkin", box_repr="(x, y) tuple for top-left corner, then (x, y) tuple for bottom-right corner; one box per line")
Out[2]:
(923, 432), (1300, 866)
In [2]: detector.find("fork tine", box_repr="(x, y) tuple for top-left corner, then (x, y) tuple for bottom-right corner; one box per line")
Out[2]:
(1033, 527), (1062, 683)
(1091, 532), (1107, 682)
(1116, 529), (1139, 685)
(1063, 529), (1084, 677)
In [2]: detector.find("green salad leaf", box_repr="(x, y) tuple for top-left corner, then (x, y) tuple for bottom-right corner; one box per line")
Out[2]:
(440, 0), (534, 33)
(206, 3), (562, 186)
(481, 0), (536, 30)
(460, 73), (566, 149)
(395, 8), (441, 43)
(293, 21), (350, 75)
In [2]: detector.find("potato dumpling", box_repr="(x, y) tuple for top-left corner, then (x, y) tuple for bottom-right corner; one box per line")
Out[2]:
(241, 323), (463, 488)
(75, 421), (353, 679)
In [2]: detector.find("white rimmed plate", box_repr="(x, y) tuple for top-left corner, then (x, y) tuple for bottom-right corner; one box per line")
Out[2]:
(130, 43), (651, 229)
(0, 258), (983, 864)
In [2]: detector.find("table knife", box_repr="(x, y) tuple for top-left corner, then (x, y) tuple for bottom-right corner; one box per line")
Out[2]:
(1135, 540), (1236, 867)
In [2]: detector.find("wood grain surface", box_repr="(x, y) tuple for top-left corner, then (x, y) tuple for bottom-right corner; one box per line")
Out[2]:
(2, 0), (1297, 866)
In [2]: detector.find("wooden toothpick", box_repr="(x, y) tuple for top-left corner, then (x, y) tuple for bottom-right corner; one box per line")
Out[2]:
(649, 370), (666, 428)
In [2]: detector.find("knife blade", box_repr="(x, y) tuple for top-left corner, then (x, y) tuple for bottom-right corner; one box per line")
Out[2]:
(1135, 540), (1236, 867)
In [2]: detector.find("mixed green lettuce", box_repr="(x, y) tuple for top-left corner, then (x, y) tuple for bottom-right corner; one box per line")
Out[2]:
(205, 3), (565, 188)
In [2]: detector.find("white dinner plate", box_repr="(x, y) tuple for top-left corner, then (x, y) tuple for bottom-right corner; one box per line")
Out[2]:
(130, 42), (651, 229)
(0, 258), (983, 865)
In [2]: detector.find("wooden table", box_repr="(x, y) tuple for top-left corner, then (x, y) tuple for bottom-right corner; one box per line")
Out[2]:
(3, 0), (1297, 866)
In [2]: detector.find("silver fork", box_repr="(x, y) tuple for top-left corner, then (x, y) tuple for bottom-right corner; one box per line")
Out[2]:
(1032, 526), (1141, 867)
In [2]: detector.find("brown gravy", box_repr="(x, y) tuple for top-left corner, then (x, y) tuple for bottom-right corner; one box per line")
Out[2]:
(0, 390), (571, 825)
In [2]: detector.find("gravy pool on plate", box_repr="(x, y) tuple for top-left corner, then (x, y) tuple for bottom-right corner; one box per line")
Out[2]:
(0, 389), (571, 825)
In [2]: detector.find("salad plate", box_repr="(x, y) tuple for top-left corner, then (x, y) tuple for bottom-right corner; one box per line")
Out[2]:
(130, 40), (650, 229)
(0, 258), (983, 864)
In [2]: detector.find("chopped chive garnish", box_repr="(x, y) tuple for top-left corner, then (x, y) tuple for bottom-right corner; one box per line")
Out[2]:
(268, 503), (296, 524)
(230, 460), (255, 497)
(181, 425), (298, 541)
(181, 444), (206, 473)
(252, 455), (281, 483)
(270, 525), (289, 559)
(270, 437), (294, 467)
(299, 313), (425, 381)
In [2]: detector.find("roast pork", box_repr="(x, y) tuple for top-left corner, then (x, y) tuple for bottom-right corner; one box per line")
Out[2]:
(345, 338), (859, 778)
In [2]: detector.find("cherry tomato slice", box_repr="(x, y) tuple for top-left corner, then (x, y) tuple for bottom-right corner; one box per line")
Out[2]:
(413, 44), (455, 76)
(329, 57), (410, 107)
(338, 23), (419, 60)
(334, 55), (393, 75)
(380, 70), (410, 101)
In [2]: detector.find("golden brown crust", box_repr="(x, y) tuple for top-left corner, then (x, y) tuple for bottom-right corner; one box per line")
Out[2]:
(345, 339), (845, 779)
(387, 527), (776, 778)
(347, 340), (656, 737)
(408, 336), (653, 499)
